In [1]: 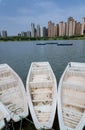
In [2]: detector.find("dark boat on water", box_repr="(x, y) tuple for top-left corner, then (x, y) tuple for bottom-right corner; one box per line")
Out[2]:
(46, 42), (58, 45)
(36, 43), (46, 45)
(36, 42), (58, 45)
(57, 43), (73, 46)
(36, 42), (73, 46)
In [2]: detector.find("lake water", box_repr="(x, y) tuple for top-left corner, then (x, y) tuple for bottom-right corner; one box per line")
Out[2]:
(0, 40), (85, 130)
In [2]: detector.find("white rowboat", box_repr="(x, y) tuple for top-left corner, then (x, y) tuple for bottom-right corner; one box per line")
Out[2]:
(26, 62), (57, 129)
(0, 102), (10, 129)
(0, 64), (28, 122)
(58, 62), (85, 130)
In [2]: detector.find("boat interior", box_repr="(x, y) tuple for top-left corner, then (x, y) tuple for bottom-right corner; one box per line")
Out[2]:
(28, 63), (55, 123)
(0, 65), (24, 117)
(61, 66), (85, 129)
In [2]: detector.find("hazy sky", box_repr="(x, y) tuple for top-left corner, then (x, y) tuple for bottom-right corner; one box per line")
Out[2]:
(0, 0), (85, 35)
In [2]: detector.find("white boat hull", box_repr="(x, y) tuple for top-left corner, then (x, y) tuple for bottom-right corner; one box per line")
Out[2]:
(58, 62), (85, 130)
(0, 64), (28, 122)
(26, 62), (57, 129)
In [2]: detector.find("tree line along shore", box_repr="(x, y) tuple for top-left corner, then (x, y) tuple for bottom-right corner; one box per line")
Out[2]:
(0, 35), (85, 41)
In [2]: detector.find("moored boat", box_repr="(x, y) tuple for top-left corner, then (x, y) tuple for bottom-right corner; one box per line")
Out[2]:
(0, 64), (28, 122)
(0, 102), (10, 129)
(36, 43), (46, 45)
(57, 43), (73, 46)
(26, 62), (57, 129)
(58, 62), (85, 130)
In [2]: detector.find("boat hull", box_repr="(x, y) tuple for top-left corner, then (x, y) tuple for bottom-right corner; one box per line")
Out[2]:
(58, 62), (85, 130)
(0, 64), (28, 122)
(26, 62), (57, 129)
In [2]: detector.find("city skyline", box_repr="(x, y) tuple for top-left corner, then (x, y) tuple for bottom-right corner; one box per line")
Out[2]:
(0, 16), (85, 38)
(0, 0), (85, 35)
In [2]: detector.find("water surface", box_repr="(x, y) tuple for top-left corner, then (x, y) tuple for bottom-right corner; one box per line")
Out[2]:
(0, 40), (85, 130)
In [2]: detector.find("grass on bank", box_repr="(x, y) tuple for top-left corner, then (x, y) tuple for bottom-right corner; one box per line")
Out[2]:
(0, 35), (85, 41)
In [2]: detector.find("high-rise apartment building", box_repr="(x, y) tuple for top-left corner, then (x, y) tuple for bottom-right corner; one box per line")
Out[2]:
(48, 21), (51, 37)
(21, 31), (27, 37)
(59, 21), (63, 36)
(68, 17), (76, 36)
(54, 24), (59, 37)
(59, 21), (66, 36)
(75, 22), (82, 35)
(34, 28), (37, 37)
(73, 20), (76, 35)
(31, 23), (35, 37)
(48, 21), (55, 37)
(27, 31), (31, 37)
(82, 17), (85, 35)
(66, 22), (68, 36)
(0, 32), (1, 37)
(1, 30), (7, 38)
(37, 25), (41, 37)
(42, 27), (48, 37)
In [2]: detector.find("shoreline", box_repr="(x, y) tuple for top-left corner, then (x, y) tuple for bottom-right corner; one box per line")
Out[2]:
(0, 35), (85, 42)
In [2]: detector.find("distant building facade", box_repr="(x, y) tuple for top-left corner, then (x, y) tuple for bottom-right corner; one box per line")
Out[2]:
(37, 25), (41, 37)
(21, 31), (27, 37)
(48, 21), (55, 37)
(59, 21), (66, 36)
(67, 17), (75, 36)
(75, 22), (82, 35)
(31, 23), (35, 37)
(27, 31), (31, 37)
(54, 24), (59, 37)
(48, 21), (59, 37)
(82, 17), (85, 35)
(42, 27), (48, 37)
(2, 30), (7, 38)
(0, 32), (1, 37)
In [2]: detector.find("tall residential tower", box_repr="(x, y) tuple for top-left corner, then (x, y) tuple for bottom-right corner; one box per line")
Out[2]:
(31, 23), (35, 37)
(37, 25), (41, 37)
(82, 17), (85, 35)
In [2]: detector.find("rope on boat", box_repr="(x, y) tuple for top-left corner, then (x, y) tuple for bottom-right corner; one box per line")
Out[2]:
(4, 118), (15, 130)
(4, 118), (9, 130)
(11, 120), (15, 130)
(24, 117), (34, 125)
(19, 116), (24, 130)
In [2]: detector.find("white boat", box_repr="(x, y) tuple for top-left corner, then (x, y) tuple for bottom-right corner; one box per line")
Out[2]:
(0, 64), (28, 122)
(0, 102), (10, 129)
(26, 62), (57, 129)
(58, 62), (85, 130)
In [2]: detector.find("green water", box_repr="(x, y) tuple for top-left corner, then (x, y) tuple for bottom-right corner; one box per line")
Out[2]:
(0, 40), (85, 130)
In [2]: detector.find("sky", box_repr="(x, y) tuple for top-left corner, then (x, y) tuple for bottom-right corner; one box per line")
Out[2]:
(0, 0), (85, 36)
